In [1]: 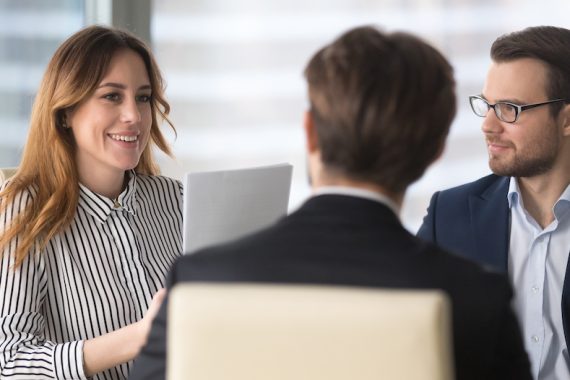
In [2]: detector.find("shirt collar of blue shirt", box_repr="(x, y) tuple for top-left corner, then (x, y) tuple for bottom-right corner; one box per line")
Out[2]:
(507, 176), (570, 223)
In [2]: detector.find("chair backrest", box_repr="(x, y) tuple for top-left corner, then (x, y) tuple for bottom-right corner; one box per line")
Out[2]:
(167, 283), (454, 380)
(0, 167), (17, 183)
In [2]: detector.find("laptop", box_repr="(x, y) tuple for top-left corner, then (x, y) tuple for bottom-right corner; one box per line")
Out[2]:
(182, 163), (293, 254)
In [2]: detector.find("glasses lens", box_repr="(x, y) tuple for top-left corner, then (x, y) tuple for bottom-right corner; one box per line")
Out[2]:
(470, 97), (489, 117)
(496, 103), (517, 123)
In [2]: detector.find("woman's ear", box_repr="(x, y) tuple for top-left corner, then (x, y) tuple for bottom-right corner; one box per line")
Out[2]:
(57, 109), (72, 129)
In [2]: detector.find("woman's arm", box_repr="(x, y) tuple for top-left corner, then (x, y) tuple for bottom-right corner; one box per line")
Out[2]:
(1, 188), (166, 379)
(1, 240), (166, 379)
(0, 193), (86, 379)
(83, 289), (166, 376)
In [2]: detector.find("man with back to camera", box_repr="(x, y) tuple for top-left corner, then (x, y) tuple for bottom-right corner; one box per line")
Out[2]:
(129, 25), (531, 380)
(417, 26), (570, 380)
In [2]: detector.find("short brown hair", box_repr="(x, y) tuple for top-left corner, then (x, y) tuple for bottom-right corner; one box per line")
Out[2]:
(304, 26), (456, 193)
(491, 26), (570, 116)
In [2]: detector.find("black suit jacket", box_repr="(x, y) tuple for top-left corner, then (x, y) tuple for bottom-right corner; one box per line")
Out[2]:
(130, 194), (531, 380)
(417, 173), (570, 353)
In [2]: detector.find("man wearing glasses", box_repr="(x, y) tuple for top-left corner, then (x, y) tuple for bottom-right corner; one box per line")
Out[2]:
(418, 26), (570, 380)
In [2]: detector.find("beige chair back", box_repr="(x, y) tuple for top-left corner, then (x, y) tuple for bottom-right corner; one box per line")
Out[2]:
(0, 167), (17, 183)
(168, 283), (454, 380)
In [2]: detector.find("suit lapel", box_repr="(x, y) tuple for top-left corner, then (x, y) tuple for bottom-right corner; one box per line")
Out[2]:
(467, 176), (570, 354)
(468, 176), (510, 273)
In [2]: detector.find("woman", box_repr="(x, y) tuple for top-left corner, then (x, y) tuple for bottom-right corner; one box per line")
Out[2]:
(0, 26), (182, 379)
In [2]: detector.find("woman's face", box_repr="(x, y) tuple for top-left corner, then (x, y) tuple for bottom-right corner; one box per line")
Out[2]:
(68, 48), (153, 183)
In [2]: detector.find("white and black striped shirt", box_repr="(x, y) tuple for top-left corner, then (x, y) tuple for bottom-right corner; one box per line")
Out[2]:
(0, 172), (183, 379)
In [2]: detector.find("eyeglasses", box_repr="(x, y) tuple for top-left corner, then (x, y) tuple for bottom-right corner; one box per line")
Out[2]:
(468, 95), (566, 123)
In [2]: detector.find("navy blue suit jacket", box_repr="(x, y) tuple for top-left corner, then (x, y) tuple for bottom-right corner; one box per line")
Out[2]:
(417, 173), (570, 349)
(130, 194), (531, 380)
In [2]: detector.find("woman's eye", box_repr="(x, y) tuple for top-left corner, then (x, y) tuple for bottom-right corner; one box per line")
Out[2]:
(103, 93), (120, 101)
(137, 94), (152, 103)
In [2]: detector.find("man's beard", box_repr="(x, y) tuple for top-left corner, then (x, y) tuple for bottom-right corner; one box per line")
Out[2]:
(488, 134), (559, 178)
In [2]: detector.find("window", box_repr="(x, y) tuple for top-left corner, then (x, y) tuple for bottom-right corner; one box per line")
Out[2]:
(6, 1), (570, 231)
(152, 0), (570, 230)
(0, 0), (83, 167)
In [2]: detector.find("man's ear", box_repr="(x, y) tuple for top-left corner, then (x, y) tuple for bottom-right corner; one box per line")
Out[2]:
(303, 110), (319, 153)
(561, 103), (570, 137)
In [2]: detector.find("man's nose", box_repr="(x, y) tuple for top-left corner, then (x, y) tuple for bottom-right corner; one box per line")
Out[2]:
(481, 108), (504, 134)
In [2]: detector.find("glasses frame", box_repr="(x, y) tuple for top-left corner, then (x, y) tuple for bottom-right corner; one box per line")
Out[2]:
(468, 95), (567, 123)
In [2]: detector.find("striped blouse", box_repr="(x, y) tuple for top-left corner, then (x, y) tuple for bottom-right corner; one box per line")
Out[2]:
(0, 172), (183, 379)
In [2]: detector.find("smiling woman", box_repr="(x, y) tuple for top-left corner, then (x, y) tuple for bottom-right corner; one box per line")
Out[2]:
(0, 26), (183, 380)
(69, 49), (154, 198)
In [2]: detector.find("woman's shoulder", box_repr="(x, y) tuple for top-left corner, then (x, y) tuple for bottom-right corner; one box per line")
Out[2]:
(136, 173), (181, 188)
(135, 173), (183, 200)
(1, 180), (38, 207)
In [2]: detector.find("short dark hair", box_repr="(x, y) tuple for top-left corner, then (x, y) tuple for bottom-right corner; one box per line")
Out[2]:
(491, 26), (570, 116)
(304, 26), (456, 193)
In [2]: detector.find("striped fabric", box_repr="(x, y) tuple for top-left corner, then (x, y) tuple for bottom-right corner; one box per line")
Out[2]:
(0, 172), (183, 379)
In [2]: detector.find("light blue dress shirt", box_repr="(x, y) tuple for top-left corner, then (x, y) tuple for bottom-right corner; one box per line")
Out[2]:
(508, 177), (570, 380)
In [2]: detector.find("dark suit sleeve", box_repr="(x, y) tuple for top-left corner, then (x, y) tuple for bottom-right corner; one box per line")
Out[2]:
(129, 265), (179, 380)
(416, 191), (439, 241)
(128, 298), (169, 380)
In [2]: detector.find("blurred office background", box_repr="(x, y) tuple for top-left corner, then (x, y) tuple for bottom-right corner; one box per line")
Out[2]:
(1, 0), (569, 231)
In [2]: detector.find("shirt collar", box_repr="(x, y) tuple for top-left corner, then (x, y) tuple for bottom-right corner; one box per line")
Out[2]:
(554, 183), (570, 218)
(312, 186), (400, 217)
(78, 170), (138, 223)
(507, 177), (521, 209)
(507, 176), (570, 220)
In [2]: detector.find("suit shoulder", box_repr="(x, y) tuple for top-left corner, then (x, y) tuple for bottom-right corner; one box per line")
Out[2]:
(425, 241), (511, 294)
(421, 174), (507, 222)
(171, 222), (287, 279)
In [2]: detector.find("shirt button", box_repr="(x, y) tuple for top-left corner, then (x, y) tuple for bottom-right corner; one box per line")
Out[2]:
(531, 335), (540, 343)
(531, 286), (539, 293)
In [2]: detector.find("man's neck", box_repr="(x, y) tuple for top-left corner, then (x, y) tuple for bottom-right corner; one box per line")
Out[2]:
(312, 176), (404, 210)
(517, 170), (570, 228)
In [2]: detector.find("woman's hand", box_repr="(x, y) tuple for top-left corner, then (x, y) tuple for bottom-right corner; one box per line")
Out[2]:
(136, 288), (167, 351)
(83, 288), (167, 377)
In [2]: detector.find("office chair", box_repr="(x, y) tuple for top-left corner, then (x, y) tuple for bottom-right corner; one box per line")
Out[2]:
(167, 283), (454, 380)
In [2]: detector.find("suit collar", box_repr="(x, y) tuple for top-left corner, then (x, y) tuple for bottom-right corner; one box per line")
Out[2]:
(312, 186), (400, 217)
(298, 194), (401, 228)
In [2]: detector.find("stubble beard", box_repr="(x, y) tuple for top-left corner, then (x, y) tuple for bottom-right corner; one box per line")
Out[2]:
(488, 135), (559, 178)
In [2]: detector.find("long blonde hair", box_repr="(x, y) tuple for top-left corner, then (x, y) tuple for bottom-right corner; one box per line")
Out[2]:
(0, 25), (175, 267)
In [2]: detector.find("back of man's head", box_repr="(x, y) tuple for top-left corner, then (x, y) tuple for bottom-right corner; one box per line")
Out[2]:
(304, 26), (456, 193)
(491, 26), (570, 117)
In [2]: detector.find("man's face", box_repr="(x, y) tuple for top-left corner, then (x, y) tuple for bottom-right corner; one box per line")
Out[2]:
(480, 58), (562, 178)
